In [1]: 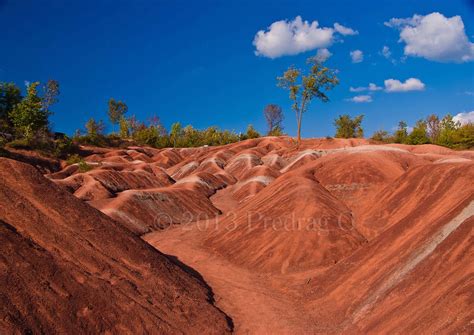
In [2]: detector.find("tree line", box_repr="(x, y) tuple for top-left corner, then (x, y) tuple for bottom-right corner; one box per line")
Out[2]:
(0, 53), (472, 159)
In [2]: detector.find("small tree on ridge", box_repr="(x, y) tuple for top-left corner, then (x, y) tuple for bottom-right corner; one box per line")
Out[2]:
(277, 56), (339, 146)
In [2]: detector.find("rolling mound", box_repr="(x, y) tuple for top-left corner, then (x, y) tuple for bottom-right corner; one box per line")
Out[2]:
(204, 168), (367, 274)
(304, 162), (474, 333)
(310, 148), (427, 213)
(0, 158), (231, 334)
(5, 137), (473, 333)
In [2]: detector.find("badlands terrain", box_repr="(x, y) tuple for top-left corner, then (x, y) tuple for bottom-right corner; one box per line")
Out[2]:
(1, 136), (473, 334)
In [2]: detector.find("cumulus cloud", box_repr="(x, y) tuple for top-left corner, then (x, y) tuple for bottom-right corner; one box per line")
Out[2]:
(334, 23), (358, 35)
(348, 95), (373, 103)
(350, 50), (364, 63)
(349, 83), (382, 92)
(384, 78), (425, 92)
(453, 111), (474, 125)
(385, 12), (474, 62)
(253, 16), (357, 58)
(314, 48), (332, 62)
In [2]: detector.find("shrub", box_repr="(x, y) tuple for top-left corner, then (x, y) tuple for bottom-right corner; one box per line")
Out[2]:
(78, 160), (93, 172)
(406, 120), (430, 145)
(394, 121), (409, 144)
(334, 114), (364, 138)
(241, 124), (260, 140)
(371, 130), (393, 143)
(66, 153), (82, 165)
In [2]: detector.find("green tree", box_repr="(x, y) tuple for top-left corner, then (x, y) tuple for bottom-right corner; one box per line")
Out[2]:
(85, 118), (105, 137)
(394, 121), (408, 144)
(108, 98), (128, 132)
(371, 130), (392, 143)
(334, 114), (364, 138)
(119, 117), (130, 138)
(244, 124), (260, 139)
(9, 82), (49, 139)
(170, 122), (183, 147)
(0, 82), (22, 130)
(277, 56), (339, 146)
(407, 119), (430, 145)
(452, 123), (474, 149)
(263, 104), (284, 135)
(437, 114), (460, 147)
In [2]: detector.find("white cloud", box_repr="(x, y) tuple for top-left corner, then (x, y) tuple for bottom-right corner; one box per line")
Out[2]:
(384, 78), (425, 92)
(349, 86), (365, 92)
(385, 12), (474, 62)
(381, 46), (391, 58)
(368, 83), (383, 91)
(348, 95), (373, 103)
(334, 23), (358, 36)
(253, 16), (357, 58)
(349, 83), (382, 92)
(464, 91), (474, 96)
(350, 49), (364, 63)
(453, 111), (474, 125)
(314, 48), (332, 62)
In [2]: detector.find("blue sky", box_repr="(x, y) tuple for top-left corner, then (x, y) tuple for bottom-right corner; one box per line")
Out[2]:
(1, 0), (473, 137)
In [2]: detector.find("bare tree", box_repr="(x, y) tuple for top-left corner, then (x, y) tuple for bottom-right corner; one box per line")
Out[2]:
(263, 104), (284, 135)
(426, 114), (440, 142)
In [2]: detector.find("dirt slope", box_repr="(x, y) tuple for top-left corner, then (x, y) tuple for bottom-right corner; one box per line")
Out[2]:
(204, 167), (367, 274)
(0, 158), (231, 334)
(304, 162), (474, 334)
(5, 137), (473, 334)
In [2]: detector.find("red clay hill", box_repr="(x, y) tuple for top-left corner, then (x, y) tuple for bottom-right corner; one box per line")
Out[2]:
(1, 136), (473, 334)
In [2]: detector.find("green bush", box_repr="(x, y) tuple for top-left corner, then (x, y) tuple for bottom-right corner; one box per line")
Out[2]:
(78, 160), (93, 172)
(66, 153), (82, 165)
(371, 130), (393, 143)
(334, 114), (364, 138)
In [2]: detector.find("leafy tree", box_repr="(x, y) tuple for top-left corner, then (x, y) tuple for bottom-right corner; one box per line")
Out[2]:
(371, 130), (392, 143)
(9, 82), (49, 139)
(85, 118), (105, 137)
(406, 119), (430, 144)
(244, 124), (260, 139)
(170, 122), (183, 147)
(268, 125), (284, 136)
(277, 56), (339, 146)
(452, 123), (474, 149)
(108, 98), (128, 132)
(263, 104), (284, 135)
(119, 117), (130, 138)
(394, 121), (408, 144)
(334, 114), (364, 138)
(437, 114), (460, 147)
(0, 82), (22, 130)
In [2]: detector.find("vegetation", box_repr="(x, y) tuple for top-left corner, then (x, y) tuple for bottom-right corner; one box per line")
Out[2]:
(278, 55), (339, 146)
(108, 98), (128, 133)
(0, 71), (472, 155)
(0, 82), (22, 131)
(263, 104), (284, 136)
(8, 82), (48, 140)
(371, 114), (473, 149)
(334, 114), (364, 138)
(370, 130), (391, 143)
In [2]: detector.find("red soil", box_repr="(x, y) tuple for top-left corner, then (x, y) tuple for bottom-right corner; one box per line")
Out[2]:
(0, 158), (231, 334)
(2, 137), (473, 333)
